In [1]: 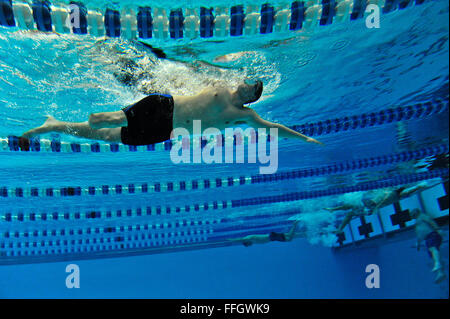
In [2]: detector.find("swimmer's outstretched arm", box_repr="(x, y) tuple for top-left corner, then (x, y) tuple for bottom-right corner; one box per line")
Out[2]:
(227, 235), (249, 242)
(228, 234), (266, 242)
(399, 181), (444, 199)
(325, 204), (354, 212)
(246, 110), (323, 145)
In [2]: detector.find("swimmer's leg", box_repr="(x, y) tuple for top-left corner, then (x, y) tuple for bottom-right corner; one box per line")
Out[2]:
(434, 269), (446, 284)
(88, 110), (127, 129)
(22, 115), (122, 142)
(428, 239), (446, 283)
(333, 212), (353, 234)
(429, 247), (442, 272)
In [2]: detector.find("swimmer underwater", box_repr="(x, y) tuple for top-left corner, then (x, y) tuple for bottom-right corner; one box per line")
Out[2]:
(20, 78), (322, 148)
(19, 41), (323, 147)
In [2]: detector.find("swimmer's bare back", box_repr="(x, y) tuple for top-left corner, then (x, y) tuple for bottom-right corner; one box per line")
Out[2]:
(21, 80), (323, 146)
(172, 82), (323, 145)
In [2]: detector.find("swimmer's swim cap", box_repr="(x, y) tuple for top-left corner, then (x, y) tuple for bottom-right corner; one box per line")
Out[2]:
(243, 79), (263, 104)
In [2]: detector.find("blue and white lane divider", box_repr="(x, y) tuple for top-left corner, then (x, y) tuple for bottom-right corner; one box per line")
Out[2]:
(293, 98), (448, 137)
(0, 210), (296, 259)
(230, 169), (449, 208)
(0, 211), (296, 260)
(0, 0), (433, 40)
(0, 218), (215, 258)
(1, 98), (448, 153)
(0, 218), (293, 260)
(1, 215), (219, 239)
(0, 0), (16, 26)
(1, 169), (448, 223)
(0, 224), (291, 261)
(1, 144), (447, 198)
(0, 210), (296, 252)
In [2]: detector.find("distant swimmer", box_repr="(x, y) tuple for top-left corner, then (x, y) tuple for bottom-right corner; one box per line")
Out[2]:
(21, 80), (322, 147)
(229, 220), (299, 247)
(410, 208), (446, 284)
(326, 181), (441, 234)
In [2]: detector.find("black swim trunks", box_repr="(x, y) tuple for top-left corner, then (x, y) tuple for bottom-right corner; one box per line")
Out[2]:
(425, 231), (442, 257)
(269, 232), (287, 242)
(121, 93), (174, 145)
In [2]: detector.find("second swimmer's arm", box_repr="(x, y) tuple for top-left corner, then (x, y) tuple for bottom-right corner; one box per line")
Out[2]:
(325, 204), (354, 212)
(374, 192), (392, 211)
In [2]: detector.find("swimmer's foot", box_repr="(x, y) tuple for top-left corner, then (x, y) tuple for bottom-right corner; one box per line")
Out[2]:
(22, 115), (59, 138)
(434, 270), (446, 284)
(432, 262), (442, 272)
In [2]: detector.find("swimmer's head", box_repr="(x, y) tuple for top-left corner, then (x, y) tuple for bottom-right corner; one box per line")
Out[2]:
(236, 79), (263, 105)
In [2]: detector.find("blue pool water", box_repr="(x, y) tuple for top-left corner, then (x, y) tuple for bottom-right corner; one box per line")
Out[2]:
(0, 0), (449, 298)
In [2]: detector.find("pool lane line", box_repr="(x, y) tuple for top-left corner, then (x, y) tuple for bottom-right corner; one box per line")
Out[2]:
(0, 222), (289, 264)
(0, 223), (290, 261)
(2, 97), (447, 153)
(0, 213), (296, 261)
(0, 216), (296, 261)
(230, 169), (448, 208)
(0, 211), (295, 250)
(0, 0), (430, 41)
(1, 169), (448, 223)
(0, 212), (295, 250)
(1, 144), (447, 199)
